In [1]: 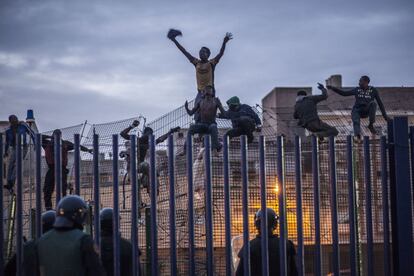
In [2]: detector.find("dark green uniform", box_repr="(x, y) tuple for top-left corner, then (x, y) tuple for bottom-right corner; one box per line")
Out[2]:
(35, 228), (105, 276)
(100, 233), (140, 276)
(4, 240), (37, 276)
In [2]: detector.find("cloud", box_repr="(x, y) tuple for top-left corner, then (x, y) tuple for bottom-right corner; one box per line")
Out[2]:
(0, 0), (413, 131)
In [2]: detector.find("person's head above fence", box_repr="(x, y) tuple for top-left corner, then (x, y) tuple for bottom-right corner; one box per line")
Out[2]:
(203, 85), (215, 98)
(143, 127), (154, 137)
(297, 90), (307, 97)
(100, 207), (116, 234)
(254, 208), (279, 234)
(199, 46), (211, 61)
(41, 210), (56, 233)
(54, 195), (88, 230)
(359, 75), (370, 89)
(226, 96), (241, 111)
(8, 114), (18, 126)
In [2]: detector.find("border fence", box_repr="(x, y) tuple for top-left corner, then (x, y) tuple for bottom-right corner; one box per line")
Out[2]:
(1, 116), (414, 276)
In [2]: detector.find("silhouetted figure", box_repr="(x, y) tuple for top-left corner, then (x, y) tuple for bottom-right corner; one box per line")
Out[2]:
(294, 83), (338, 140)
(327, 75), (390, 139)
(185, 85), (225, 152)
(236, 208), (298, 276)
(168, 29), (232, 122)
(41, 129), (92, 210)
(220, 96), (262, 143)
(5, 210), (56, 276)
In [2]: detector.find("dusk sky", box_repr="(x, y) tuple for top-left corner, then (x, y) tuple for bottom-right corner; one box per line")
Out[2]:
(1, 0), (413, 131)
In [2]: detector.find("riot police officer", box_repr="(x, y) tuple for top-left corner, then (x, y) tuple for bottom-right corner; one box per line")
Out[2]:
(5, 210), (56, 276)
(236, 208), (298, 276)
(35, 195), (105, 276)
(100, 207), (141, 276)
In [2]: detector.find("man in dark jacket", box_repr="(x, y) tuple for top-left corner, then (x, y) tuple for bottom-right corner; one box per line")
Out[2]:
(220, 96), (262, 143)
(327, 75), (390, 138)
(42, 129), (92, 210)
(100, 208), (141, 276)
(34, 195), (105, 276)
(5, 210), (56, 276)
(236, 208), (298, 276)
(294, 83), (338, 140)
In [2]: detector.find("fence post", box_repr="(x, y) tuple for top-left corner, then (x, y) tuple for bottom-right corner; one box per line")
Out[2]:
(186, 134), (196, 276)
(16, 135), (23, 276)
(329, 136), (340, 276)
(390, 117), (414, 275)
(112, 134), (121, 276)
(149, 134), (158, 276)
(204, 135), (214, 276)
(294, 136), (304, 276)
(54, 131), (62, 206)
(168, 135), (177, 276)
(277, 135), (287, 276)
(259, 136), (269, 276)
(35, 134), (42, 239)
(380, 136), (391, 276)
(0, 135), (3, 275)
(363, 137), (374, 276)
(74, 134), (81, 196)
(93, 134), (100, 248)
(241, 135), (251, 276)
(130, 135), (140, 276)
(311, 136), (322, 276)
(346, 136), (358, 276)
(223, 135), (232, 276)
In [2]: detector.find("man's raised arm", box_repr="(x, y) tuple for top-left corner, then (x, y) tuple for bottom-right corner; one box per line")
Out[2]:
(167, 29), (197, 64)
(327, 85), (357, 97)
(120, 120), (140, 140)
(212, 32), (233, 64)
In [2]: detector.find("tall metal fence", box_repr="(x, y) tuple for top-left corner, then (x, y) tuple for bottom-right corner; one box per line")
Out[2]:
(1, 116), (414, 276)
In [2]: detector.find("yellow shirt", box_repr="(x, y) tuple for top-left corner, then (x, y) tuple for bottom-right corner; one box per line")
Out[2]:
(192, 59), (218, 91)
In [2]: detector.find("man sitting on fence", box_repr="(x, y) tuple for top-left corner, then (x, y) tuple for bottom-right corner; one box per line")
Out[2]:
(219, 96), (262, 143)
(294, 83), (338, 141)
(236, 208), (298, 276)
(42, 129), (93, 210)
(185, 85), (225, 153)
(327, 75), (391, 139)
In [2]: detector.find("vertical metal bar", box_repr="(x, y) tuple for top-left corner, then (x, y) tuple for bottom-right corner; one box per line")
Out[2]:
(294, 136), (304, 276)
(93, 134), (100, 248)
(35, 134), (42, 238)
(149, 134), (158, 276)
(259, 136), (269, 276)
(329, 136), (340, 276)
(74, 133), (81, 196)
(347, 136), (358, 276)
(391, 117), (414, 275)
(223, 135), (232, 276)
(241, 135), (250, 276)
(54, 131), (62, 206)
(186, 134), (196, 276)
(380, 136), (391, 276)
(204, 135), (214, 276)
(410, 126), (414, 214)
(0, 134), (3, 273)
(130, 135), (140, 276)
(112, 134), (121, 276)
(277, 135), (287, 276)
(363, 137), (374, 276)
(168, 135), (177, 276)
(311, 136), (322, 276)
(16, 135), (23, 276)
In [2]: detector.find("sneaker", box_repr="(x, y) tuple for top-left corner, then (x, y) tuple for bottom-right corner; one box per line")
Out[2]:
(368, 124), (377, 135)
(318, 136), (325, 143)
(354, 135), (362, 143)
